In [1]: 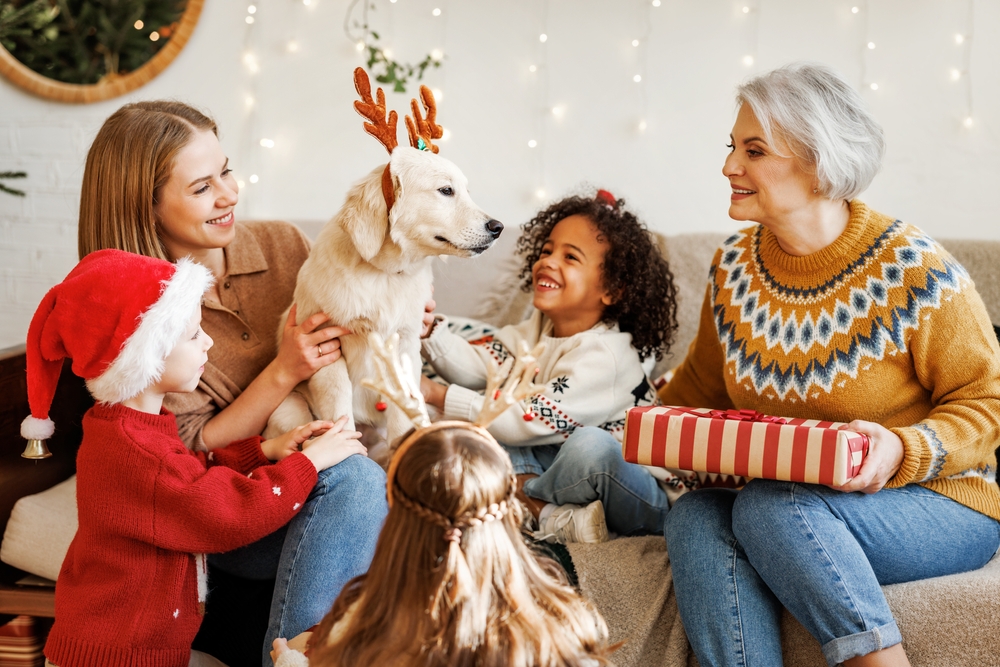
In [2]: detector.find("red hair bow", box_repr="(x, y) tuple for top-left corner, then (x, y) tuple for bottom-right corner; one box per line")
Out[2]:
(596, 189), (617, 208)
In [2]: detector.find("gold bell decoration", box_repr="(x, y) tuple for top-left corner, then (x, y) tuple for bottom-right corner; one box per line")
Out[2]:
(22, 439), (53, 459)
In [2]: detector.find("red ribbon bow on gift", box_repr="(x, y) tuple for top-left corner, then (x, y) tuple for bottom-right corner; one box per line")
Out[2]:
(708, 408), (787, 425)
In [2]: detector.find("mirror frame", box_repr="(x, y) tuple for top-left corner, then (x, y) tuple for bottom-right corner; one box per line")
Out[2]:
(0, 0), (203, 104)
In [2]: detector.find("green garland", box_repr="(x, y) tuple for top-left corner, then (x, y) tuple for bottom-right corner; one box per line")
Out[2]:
(0, 0), (184, 85)
(344, 0), (441, 93)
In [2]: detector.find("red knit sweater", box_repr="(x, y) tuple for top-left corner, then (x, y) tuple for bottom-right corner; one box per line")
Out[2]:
(44, 403), (318, 667)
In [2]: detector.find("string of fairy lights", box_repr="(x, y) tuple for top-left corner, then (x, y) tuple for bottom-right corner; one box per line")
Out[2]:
(956, 0), (975, 129)
(528, 0), (550, 202)
(232, 0), (981, 212)
(853, 0), (975, 128)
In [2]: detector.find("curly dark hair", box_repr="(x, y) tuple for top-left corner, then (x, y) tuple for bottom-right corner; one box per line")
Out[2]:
(516, 192), (679, 360)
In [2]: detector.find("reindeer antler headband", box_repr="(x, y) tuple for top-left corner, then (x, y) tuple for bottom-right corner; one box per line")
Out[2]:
(363, 332), (544, 510)
(353, 67), (444, 216)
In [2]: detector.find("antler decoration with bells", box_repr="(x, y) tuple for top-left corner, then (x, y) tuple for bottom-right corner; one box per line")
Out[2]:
(361, 332), (431, 430)
(352, 66), (444, 217)
(361, 335), (546, 432)
(477, 341), (546, 428)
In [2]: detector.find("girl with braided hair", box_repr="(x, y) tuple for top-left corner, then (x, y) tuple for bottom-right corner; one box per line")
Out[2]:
(271, 421), (614, 667)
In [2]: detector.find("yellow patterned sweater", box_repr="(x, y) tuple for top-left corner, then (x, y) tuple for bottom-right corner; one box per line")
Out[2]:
(659, 200), (1000, 521)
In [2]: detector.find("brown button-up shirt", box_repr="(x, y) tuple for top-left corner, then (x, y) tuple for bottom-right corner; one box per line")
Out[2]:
(164, 221), (311, 449)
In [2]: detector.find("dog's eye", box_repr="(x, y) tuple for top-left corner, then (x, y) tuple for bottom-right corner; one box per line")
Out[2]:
(438, 187), (454, 197)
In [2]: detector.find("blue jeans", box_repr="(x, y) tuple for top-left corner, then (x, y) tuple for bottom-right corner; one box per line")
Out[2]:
(207, 454), (388, 667)
(505, 427), (670, 536)
(665, 480), (1000, 667)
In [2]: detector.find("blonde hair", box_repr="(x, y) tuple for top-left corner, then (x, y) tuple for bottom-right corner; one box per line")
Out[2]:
(310, 426), (613, 667)
(78, 101), (218, 260)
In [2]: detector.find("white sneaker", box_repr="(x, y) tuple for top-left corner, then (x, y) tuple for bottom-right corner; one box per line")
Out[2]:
(533, 500), (609, 545)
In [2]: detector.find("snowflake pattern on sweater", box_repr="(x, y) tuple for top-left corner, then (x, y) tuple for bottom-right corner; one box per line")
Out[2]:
(422, 312), (656, 446)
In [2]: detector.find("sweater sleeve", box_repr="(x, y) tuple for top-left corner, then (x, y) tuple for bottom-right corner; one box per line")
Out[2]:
(658, 281), (735, 410)
(421, 316), (494, 390)
(442, 338), (629, 446)
(887, 284), (1000, 486)
(195, 435), (271, 475)
(147, 448), (318, 554)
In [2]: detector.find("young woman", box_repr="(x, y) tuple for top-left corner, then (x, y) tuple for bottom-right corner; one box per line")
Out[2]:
(78, 100), (388, 667)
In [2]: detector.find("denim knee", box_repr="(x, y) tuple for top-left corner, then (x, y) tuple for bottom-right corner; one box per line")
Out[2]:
(730, 479), (792, 546)
(665, 490), (706, 544)
(560, 427), (624, 473)
(665, 488), (738, 554)
(317, 454), (388, 510)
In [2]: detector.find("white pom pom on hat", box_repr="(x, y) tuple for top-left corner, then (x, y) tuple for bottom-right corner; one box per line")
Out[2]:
(21, 249), (213, 442)
(20, 415), (55, 441)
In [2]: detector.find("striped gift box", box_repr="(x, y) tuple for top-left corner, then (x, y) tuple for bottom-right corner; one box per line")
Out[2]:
(623, 406), (869, 486)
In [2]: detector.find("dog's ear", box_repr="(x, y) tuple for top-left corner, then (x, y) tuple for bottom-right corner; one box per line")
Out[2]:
(342, 203), (388, 262)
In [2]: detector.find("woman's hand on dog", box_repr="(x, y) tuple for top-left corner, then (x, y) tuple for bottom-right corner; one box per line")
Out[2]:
(300, 415), (368, 471)
(274, 304), (352, 388)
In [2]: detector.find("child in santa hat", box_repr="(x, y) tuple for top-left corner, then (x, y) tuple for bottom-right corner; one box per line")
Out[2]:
(21, 249), (367, 667)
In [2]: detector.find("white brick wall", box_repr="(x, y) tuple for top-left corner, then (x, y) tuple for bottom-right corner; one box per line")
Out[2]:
(1, 122), (83, 349)
(2, 0), (1000, 348)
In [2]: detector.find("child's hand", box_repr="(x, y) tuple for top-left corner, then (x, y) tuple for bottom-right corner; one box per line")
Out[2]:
(300, 415), (367, 472)
(261, 420), (337, 461)
(420, 375), (448, 410)
(420, 297), (437, 338)
(270, 633), (312, 666)
(270, 637), (290, 663)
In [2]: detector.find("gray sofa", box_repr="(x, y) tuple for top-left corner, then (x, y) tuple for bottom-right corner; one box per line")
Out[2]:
(472, 232), (1000, 667)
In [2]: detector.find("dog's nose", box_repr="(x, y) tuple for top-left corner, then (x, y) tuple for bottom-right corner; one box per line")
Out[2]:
(485, 219), (504, 238)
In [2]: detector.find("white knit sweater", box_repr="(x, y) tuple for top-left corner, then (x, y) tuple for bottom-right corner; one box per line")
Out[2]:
(422, 311), (656, 446)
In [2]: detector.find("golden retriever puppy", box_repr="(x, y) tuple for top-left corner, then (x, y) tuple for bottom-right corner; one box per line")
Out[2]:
(265, 144), (502, 454)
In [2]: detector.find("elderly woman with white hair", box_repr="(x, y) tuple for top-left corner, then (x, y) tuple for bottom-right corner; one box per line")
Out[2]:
(661, 63), (1000, 667)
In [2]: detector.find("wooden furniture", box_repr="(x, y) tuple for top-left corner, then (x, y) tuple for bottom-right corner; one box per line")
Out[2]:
(0, 344), (90, 622)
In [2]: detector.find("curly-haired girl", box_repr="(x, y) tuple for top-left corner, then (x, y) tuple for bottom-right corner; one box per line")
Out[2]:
(419, 189), (687, 543)
(271, 423), (614, 667)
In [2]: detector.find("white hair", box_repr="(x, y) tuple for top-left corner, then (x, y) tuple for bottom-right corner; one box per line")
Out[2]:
(736, 63), (885, 201)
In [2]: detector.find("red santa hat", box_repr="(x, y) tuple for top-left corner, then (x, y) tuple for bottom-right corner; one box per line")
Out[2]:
(21, 249), (213, 442)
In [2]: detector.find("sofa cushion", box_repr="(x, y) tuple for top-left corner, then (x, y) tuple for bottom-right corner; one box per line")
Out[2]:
(0, 475), (76, 582)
